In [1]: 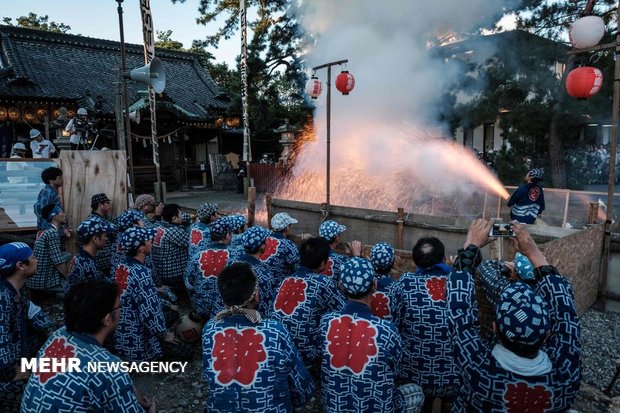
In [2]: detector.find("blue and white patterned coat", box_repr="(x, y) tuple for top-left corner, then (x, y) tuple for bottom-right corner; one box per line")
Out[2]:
(227, 234), (246, 262)
(0, 279), (50, 392)
(87, 212), (119, 276)
(187, 243), (231, 319)
(370, 275), (398, 321)
(151, 221), (188, 285)
(21, 327), (144, 412)
(113, 257), (167, 361)
(65, 249), (103, 293)
(229, 253), (279, 316)
(202, 314), (315, 413)
(447, 245), (582, 412)
(320, 301), (405, 413)
(507, 183), (545, 224)
(391, 264), (459, 393)
(272, 266), (345, 364)
(188, 221), (212, 260)
(33, 184), (61, 230)
(260, 231), (300, 282)
(320, 249), (348, 282)
(28, 226), (69, 290)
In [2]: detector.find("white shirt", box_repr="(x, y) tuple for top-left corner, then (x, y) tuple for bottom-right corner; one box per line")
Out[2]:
(65, 118), (86, 145)
(30, 139), (56, 159)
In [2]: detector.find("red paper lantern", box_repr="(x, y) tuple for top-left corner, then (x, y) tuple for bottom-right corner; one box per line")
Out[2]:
(305, 76), (323, 99)
(335, 71), (355, 95)
(566, 67), (603, 99)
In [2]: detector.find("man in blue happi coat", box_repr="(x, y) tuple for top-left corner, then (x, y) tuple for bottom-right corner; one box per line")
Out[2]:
(272, 237), (345, 365)
(226, 214), (248, 260)
(260, 212), (301, 282)
(369, 241), (398, 321)
(202, 262), (315, 412)
(188, 202), (219, 259)
(320, 257), (424, 413)
(33, 167), (64, 231)
(392, 236), (459, 410)
(87, 193), (119, 276)
(318, 219), (361, 281)
(507, 168), (546, 224)
(0, 243), (51, 413)
(113, 227), (179, 361)
(151, 203), (189, 289)
(21, 280), (156, 412)
(228, 225), (279, 316)
(66, 218), (115, 292)
(447, 219), (581, 412)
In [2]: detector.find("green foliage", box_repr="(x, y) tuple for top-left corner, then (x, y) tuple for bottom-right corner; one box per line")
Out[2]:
(171, 0), (312, 156)
(2, 13), (71, 33)
(494, 147), (528, 186)
(155, 30), (185, 51)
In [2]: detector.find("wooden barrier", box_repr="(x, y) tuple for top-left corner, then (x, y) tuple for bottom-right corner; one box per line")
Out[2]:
(59, 150), (128, 233)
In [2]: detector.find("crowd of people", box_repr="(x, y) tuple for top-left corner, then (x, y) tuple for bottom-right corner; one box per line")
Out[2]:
(565, 144), (620, 185)
(0, 165), (582, 412)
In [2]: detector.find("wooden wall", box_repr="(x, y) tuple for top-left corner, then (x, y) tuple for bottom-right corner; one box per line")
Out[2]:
(59, 150), (127, 230)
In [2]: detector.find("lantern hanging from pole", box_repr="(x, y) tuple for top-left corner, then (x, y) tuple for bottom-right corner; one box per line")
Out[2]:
(305, 76), (323, 99)
(569, 15), (605, 49)
(335, 70), (355, 95)
(566, 66), (603, 99)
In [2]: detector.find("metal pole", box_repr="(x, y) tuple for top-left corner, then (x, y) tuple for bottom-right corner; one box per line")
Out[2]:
(116, 0), (134, 192)
(601, 2), (620, 295)
(311, 59), (348, 220)
(326, 65), (331, 218)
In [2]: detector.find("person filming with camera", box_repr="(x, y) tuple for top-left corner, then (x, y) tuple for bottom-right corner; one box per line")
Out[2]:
(65, 108), (96, 150)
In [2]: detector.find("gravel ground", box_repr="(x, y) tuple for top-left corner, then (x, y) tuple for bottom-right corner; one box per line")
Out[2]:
(34, 295), (620, 413)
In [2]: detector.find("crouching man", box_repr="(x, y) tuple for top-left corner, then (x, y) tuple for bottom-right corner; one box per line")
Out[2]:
(21, 280), (156, 412)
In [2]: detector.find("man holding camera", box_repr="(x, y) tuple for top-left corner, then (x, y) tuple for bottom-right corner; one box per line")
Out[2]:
(65, 108), (94, 150)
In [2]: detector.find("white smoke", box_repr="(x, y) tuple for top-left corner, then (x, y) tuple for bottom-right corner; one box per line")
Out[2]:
(285, 0), (518, 205)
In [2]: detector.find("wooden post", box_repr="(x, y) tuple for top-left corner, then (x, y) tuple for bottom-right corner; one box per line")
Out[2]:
(247, 187), (256, 227)
(397, 208), (404, 250)
(320, 203), (327, 222)
(265, 193), (273, 229)
(588, 202), (599, 224)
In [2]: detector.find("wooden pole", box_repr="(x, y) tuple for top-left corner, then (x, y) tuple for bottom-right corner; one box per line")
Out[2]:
(562, 191), (570, 227)
(397, 208), (404, 250)
(247, 186), (256, 227)
(588, 202), (599, 225)
(266, 193), (273, 228)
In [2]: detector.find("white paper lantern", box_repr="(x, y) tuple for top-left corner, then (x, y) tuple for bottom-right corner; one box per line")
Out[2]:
(570, 16), (605, 49)
(305, 76), (323, 99)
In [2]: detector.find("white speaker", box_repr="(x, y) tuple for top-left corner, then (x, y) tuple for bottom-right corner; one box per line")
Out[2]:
(129, 110), (140, 124)
(126, 57), (166, 93)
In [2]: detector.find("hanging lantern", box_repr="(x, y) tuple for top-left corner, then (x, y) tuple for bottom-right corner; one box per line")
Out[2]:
(569, 16), (605, 49)
(305, 76), (323, 99)
(335, 70), (355, 95)
(566, 66), (603, 99)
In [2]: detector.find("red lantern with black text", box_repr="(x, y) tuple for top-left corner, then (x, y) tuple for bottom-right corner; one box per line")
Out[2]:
(335, 71), (355, 95)
(305, 76), (323, 99)
(566, 67), (603, 99)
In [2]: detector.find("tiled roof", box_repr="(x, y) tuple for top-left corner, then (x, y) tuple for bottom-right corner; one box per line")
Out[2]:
(0, 25), (230, 120)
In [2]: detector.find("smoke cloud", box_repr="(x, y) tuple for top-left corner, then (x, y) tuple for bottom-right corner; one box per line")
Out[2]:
(280, 0), (518, 211)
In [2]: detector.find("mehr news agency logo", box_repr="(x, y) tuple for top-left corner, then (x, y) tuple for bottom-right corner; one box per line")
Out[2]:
(21, 357), (188, 374)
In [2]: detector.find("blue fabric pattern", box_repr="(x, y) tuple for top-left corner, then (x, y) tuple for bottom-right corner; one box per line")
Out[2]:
(260, 231), (300, 282)
(187, 243), (230, 319)
(320, 301), (405, 413)
(28, 226), (69, 290)
(272, 266), (345, 364)
(230, 254), (279, 316)
(113, 257), (167, 361)
(188, 221), (212, 260)
(447, 251), (582, 412)
(507, 183), (545, 224)
(151, 222), (188, 284)
(202, 315), (315, 413)
(65, 249), (103, 293)
(21, 327), (144, 412)
(392, 266), (459, 394)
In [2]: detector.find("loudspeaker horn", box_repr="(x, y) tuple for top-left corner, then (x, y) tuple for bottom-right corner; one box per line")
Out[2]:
(129, 110), (141, 124)
(125, 57), (166, 93)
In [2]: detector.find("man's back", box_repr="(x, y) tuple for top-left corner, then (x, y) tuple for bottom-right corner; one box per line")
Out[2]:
(448, 262), (581, 412)
(320, 301), (403, 413)
(202, 315), (314, 413)
(392, 267), (459, 392)
(260, 232), (299, 281)
(21, 327), (143, 412)
(272, 266), (344, 364)
(151, 221), (188, 284)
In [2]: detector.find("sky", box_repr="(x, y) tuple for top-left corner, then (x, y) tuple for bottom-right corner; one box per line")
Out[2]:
(0, 0), (240, 66)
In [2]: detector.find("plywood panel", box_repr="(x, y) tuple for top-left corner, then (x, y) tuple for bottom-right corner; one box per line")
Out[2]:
(59, 151), (127, 228)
